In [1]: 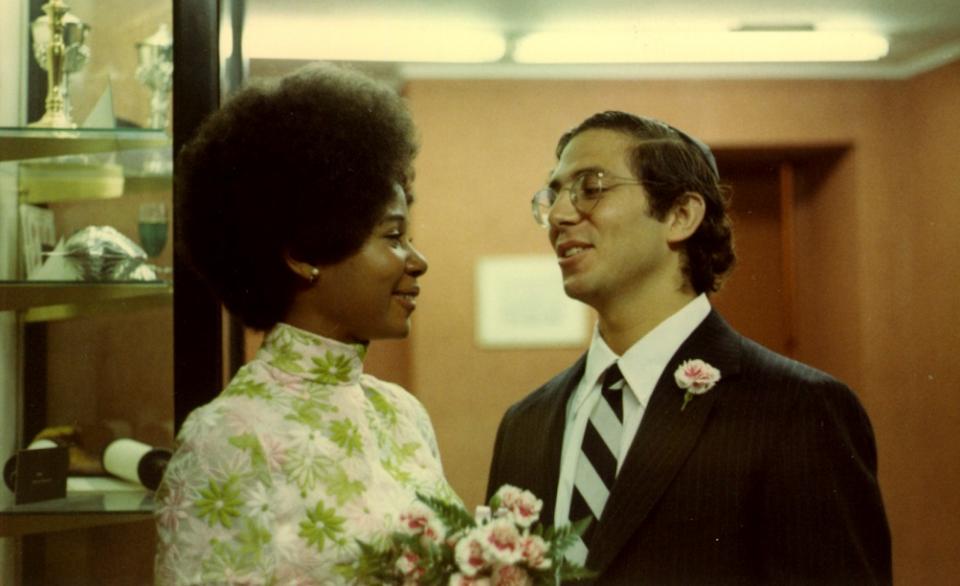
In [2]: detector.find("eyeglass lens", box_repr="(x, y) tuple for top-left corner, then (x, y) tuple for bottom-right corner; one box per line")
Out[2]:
(531, 172), (606, 226)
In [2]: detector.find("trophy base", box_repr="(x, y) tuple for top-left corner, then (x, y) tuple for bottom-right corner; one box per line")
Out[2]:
(29, 112), (78, 129)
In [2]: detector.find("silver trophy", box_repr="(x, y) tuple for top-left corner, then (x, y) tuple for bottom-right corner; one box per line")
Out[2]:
(135, 24), (173, 131)
(29, 0), (90, 128)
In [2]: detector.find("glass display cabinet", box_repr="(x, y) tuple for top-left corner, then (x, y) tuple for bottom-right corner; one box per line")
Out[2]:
(0, 1), (233, 583)
(0, 125), (174, 522)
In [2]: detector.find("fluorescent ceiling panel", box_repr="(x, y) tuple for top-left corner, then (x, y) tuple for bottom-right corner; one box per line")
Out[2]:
(514, 30), (889, 63)
(244, 18), (506, 63)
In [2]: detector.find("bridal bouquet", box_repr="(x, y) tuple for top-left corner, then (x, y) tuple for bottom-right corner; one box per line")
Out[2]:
(344, 484), (594, 585)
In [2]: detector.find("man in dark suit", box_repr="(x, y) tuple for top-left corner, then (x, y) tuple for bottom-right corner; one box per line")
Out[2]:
(486, 111), (891, 584)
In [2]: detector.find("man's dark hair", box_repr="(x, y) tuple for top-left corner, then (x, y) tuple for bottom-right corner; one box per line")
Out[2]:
(176, 63), (418, 330)
(556, 111), (735, 293)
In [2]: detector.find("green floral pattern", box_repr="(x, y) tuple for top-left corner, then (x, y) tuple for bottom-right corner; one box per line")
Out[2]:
(310, 351), (355, 384)
(299, 500), (347, 551)
(155, 323), (458, 585)
(196, 478), (243, 528)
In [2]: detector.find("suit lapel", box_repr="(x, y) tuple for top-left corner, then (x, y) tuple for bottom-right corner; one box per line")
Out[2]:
(533, 354), (586, 527)
(587, 311), (743, 573)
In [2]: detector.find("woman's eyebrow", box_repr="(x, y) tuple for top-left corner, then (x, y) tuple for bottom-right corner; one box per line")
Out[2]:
(379, 214), (407, 226)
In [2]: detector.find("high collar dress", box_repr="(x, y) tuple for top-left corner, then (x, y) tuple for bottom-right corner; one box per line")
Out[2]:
(155, 323), (459, 585)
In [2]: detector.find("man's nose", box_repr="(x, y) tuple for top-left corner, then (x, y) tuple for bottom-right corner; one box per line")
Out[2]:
(548, 190), (580, 227)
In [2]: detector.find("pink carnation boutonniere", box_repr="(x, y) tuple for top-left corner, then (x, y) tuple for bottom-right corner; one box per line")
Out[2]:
(674, 359), (721, 411)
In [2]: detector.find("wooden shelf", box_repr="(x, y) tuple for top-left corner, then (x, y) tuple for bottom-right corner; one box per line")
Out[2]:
(0, 282), (173, 322)
(0, 127), (170, 163)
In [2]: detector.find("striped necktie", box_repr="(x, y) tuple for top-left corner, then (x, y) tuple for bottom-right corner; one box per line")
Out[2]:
(568, 363), (625, 561)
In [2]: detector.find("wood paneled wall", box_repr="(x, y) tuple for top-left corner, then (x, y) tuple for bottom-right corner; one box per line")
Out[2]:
(402, 63), (960, 585)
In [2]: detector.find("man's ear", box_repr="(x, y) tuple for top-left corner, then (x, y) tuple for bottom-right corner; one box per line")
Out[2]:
(666, 192), (706, 245)
(282, 250), (320, 283)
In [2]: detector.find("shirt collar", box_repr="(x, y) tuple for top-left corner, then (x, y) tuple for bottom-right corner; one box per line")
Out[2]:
(259, 322), (367, 385)
(575, 294), (712, 413)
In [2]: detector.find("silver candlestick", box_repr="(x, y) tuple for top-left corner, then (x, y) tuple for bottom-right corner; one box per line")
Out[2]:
(135, 24), (173, 131)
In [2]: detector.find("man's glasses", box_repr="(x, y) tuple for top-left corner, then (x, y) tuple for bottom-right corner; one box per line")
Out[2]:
(531, 170), (643, 227)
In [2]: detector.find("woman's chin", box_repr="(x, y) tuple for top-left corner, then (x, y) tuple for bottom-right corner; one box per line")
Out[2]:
(369, 322), (412, 342)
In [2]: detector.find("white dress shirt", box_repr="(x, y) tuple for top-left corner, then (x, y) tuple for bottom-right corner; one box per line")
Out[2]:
(554, 294), (712, 525)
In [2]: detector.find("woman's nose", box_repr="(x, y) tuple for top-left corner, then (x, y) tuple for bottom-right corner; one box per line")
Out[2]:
(406, 243), (428, 277)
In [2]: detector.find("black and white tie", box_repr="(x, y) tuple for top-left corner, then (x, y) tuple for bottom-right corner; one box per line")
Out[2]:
(568, 363), (625, 561)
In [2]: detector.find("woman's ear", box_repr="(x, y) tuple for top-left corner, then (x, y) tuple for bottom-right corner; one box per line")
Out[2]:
(282, 250), (320, 283)
(666, 192), (706, 245)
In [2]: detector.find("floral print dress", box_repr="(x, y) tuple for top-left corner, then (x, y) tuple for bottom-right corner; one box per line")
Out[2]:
(155, 324), (459, 585)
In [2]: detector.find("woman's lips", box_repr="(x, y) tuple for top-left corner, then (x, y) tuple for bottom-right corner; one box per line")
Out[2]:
(392, 289), (419, 312)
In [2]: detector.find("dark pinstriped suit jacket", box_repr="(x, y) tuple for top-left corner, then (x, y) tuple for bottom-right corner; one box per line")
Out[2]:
(486, 311), (892, 585)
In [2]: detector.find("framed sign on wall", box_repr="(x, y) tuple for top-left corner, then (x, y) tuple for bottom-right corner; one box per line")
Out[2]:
(475, 254), (589, 348)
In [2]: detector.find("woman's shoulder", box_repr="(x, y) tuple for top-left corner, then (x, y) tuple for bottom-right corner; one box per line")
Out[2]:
(359, 374), (422, 410)
(174, 364), (289, 452)
(359, 374), (439, 444)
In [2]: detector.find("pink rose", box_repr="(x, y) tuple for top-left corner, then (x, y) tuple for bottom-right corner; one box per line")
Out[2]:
(395, 549), (425, 580)
(481, 520), (523, 565)
(519, 534), (551, 570)
(398, 502), (446, 543)
(491, 564), (534, 586)
(492, 485), (543, 528)
(455, 532), (489, 577)
(449, 574), (493, 586)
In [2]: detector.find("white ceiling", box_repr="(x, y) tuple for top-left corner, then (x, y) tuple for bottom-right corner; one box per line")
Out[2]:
(244, 0), (960, 79)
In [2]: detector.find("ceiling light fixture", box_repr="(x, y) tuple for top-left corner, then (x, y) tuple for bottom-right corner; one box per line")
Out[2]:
(513, 30), (889, 63)
(244, 18), (506, 63)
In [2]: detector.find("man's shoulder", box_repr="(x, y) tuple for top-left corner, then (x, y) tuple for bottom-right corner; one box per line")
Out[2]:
(682, 310), (849, 395)
(737, 335), (845, 388)
(730, 334), (873, 420)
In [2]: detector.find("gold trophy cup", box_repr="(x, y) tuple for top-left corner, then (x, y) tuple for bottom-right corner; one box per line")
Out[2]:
(29, 0), (90, 129)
